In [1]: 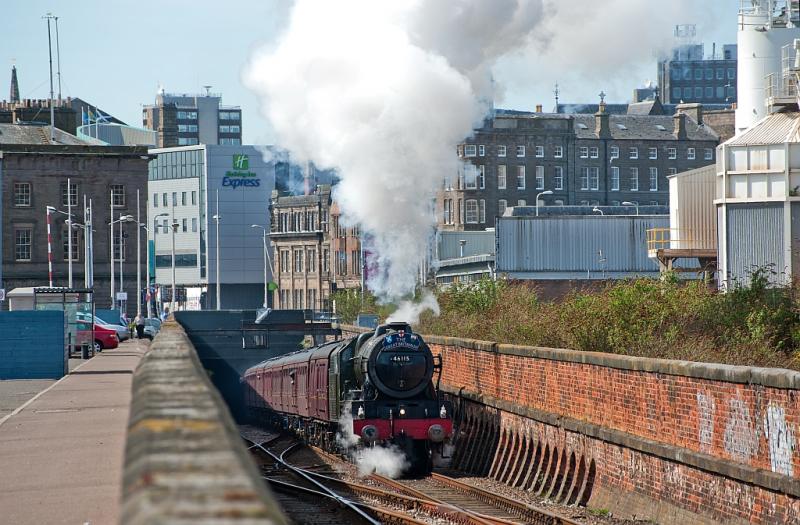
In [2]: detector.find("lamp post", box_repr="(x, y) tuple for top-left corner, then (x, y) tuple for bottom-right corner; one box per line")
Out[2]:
(136, 190), (141, 317)
(212, 189), (221, 310)
(592, 206), (604, 215)
(109, 214), (134, 310)
(251, 224), (273, 308)
(151, 213), (168, 318)
(170, 217), (178, 316)
(535, 190), (553, 217)
(622, 201), (639, 216)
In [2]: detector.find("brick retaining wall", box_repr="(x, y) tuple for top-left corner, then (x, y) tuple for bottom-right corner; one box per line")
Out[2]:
(120, 319), (288, 525)
(341, 325), (800, 524)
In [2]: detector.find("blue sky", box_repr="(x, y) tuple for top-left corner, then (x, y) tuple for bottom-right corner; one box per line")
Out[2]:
(2, 1), (737, 144)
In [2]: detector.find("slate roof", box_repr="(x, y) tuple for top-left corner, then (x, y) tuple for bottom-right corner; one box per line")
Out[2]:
(0, 123), (95, 145)
(572, 114), (719, 141)
(555, 103), (629, 115)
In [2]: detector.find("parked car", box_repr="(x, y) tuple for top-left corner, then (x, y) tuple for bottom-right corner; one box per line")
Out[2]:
(76, 320), (119, 352)
(77, 313), (129, 341)
(143, 318), (161, 340)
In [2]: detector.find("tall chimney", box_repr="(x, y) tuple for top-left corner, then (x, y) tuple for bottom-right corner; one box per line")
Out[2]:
(595, 102), (610, 138)
(536, 104), (543, 113)
(676, 103), (703, 125)
(673, 112), (687, 140)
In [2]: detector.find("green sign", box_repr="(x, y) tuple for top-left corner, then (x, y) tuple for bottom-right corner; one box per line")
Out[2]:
(233, 154), (249, 170)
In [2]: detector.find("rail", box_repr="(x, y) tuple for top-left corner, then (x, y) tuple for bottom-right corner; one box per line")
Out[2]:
(646, 228), (715, 254)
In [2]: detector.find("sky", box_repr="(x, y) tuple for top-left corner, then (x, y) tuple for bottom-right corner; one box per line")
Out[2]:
(2, 0), (738, 145)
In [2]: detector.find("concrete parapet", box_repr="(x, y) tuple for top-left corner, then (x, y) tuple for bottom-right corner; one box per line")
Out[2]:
(120, 319), (288, 525)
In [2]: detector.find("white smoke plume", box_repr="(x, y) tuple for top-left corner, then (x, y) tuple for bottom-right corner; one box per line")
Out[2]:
(386, 290), (440, 325)
(336, 402), (409, 478)
(244, 0), (705, 307)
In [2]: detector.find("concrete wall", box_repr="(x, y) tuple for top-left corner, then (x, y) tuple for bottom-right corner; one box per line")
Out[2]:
(339, 324), (800, 524)
(120, 318), (287, 525)
(0, 310), (65, 379)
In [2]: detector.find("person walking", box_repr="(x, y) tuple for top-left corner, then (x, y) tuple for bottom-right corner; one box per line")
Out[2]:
(135, 314), (146, 340)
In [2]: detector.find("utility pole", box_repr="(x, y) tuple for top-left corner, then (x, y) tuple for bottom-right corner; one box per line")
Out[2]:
(136, 190), (141, 317)
(54, 15), (62, 100)
(43, 13), (56, 142)
(110, 192), (114, 308)
(67, 177), (72, 288)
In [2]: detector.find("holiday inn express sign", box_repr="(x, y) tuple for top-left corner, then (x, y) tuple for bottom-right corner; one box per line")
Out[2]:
(223, 153), (261, 188)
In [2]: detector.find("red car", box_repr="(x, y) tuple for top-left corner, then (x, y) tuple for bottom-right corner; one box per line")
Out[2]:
(76, 320), (119, 352)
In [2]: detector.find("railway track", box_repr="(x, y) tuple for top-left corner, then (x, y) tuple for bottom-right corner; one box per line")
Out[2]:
(242, 426), (582, 525)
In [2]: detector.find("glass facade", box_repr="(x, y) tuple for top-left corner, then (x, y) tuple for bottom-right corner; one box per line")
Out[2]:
(148, 149), (205, 181)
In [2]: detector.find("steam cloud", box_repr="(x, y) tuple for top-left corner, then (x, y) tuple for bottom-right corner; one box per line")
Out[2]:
(336, 403), (409, 478)
(245, 0), (704, 306)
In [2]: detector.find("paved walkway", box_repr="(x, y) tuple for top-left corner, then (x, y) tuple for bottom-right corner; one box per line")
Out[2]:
(0, 339), (147, 525)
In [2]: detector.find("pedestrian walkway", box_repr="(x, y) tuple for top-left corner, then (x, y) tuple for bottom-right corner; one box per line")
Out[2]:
(0, 339), (147, 525)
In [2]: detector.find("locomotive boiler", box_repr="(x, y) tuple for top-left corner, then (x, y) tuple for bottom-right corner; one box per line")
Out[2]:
(242, 322), (453, 476)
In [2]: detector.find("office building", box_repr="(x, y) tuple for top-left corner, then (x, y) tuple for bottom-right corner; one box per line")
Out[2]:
(148, 145), (273, 309)
(143, 91), (242, 148)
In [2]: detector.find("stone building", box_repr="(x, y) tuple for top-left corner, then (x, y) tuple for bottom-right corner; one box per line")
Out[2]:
(0, 124), (150, 313)
(269, 186), (362, 311)
(439, 103), (719, 231)
(142, 91), (242, 148)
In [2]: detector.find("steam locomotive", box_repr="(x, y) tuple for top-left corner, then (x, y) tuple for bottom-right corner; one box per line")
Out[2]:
(242, 322), (453, 476)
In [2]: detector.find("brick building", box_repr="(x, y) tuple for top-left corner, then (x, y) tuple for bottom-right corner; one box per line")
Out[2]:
(0, 125), (150, 313)
(269, 185), (362, 311)
(440, 103), (719, 231)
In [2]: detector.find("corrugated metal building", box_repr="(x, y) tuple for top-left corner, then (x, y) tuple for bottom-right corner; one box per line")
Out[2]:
(434, 230), (495, 285)
(715, 111), (800, 287)
(496, 215), (668, 279)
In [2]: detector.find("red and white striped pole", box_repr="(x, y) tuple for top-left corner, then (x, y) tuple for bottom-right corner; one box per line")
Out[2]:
(46, 207), (54, 287)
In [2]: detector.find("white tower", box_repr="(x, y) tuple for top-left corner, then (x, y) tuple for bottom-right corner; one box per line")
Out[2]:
(736, 0), (800, 133)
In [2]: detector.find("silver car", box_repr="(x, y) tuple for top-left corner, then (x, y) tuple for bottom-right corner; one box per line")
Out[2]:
(78, 313), (129, 341)
(143, 318), (161, 340)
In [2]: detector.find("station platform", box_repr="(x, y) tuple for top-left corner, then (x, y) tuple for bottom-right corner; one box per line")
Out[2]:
(0, 339), (147, 525)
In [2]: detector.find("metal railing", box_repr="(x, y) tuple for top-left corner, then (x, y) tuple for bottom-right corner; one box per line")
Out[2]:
(646, 228), (715, 253)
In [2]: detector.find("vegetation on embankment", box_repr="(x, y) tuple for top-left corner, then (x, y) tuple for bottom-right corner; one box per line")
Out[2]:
(416, 270), (800, 371)
(335, 268), (800, 371)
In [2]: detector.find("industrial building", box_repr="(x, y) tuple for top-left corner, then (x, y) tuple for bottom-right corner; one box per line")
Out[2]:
(142, 90), (242, 148)
(147, 145), (274, 310)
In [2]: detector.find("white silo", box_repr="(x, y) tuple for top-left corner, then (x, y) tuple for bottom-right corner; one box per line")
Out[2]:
(735, 0), (800, 133)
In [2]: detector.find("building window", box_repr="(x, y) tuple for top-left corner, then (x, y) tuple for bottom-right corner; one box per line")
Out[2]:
(611, 167), (620, 191)
(535, 166), (545, 190)
(465, 199), (479, 224)
(717, 86), (725, 99)
(307, 249), (317, 273)
(694, 69), (703, 80)
(465, 165), (478, 190)
(580, 146), (589, 158)
(727, 68), (735, 79)
(182, 218), (187, 232)
(162, 193), (168, 207)
(695, 87), (703, 99)
(649, 167), (658, 191)
(554, 145), (563, 158)
(648, 147), (657, 159)
(704, 148), (713, 160)
(178, 137), (199, 146)
(684, 87), (692, 99)
(351, 250), (361, 275)
(479, 199), (486, 223)
(717, 68), (724, 80)
(153, 193), (158, 208)
(322, 248), (329, 273)
(192, 191), (197, 205)
(497, 165), (507, 189)
(172, 192), (177, 206)
(62, 226), (80, 261)
(192, 218), (197, 232)
(478, 165), (485, 189)
(589, 167), (599, 190)
(516, 166), (526, 189)
(280, 250), (290, 273)
(458, 199), (463, 223)
(113, 233), (126, 262)
(672, 87), (681, 100)
(336, 250), (347, 275)
(497, 145), (507, 157)
(516, 145), (525, 157)
(590, 146), (599, 159)
(580, 167), (589, 190)
(687, 147), (696, 160)
(630, 167), (639, 191)
(668, 167), (677, 175)
(294, 249), (304, 273)
(499, 199), (507, 215)
(610, 146), (619, 159)
(180, 192), (186, 205)
(554, 166), (564, 190)
(478, 145), (485, 156)
(15, 228), (32, 261)
(61, 181), (78, 207)
(14, 182), (31, 207)
(111, 184), (125, 207)
(464, 144), (477, 157)
(536, 145), (544, 158)
(727, 86), (736, 98)
(705, 86), (714, 99)
(629, 147), (638, 159)
(443, 199), (453, 224)
(668, 147), (677, 159)
(517, 199), (526, 207)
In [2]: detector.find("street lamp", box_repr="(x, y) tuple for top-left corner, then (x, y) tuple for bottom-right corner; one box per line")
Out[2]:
(622, 201), (640, 216)
(212, 189), (221, 310)
(109, 214), (134, 310)
(535, 190), (553, 217)
(46, 205), (78, 287)
(151, 212), (168, 318)
(170, 218), (179, 316)
(251, 224), (274, 308)
(592, 206), (604, 215)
